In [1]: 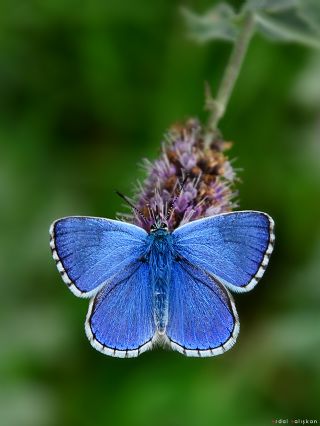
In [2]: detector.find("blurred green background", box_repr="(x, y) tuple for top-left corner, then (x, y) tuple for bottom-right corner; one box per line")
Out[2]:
(1, 0), (320, 425)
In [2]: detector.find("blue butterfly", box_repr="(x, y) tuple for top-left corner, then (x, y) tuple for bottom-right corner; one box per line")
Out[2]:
(49, 211), (274, 357)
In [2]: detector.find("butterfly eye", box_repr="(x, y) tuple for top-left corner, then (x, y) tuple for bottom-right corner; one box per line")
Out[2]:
(161, 222), (167, 229)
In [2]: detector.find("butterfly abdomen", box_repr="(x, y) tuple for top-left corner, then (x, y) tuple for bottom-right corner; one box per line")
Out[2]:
(149, 232), (173, 334)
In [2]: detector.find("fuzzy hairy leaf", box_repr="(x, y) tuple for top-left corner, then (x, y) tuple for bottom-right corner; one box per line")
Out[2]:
(245, 0), (320, 49)
(299, 0), (320, 34)
(243, 0), (299, 13)
(181, 3), (239, 43)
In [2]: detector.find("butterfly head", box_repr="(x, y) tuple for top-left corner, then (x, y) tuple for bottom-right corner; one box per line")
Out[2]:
(150, 218), (168, 234)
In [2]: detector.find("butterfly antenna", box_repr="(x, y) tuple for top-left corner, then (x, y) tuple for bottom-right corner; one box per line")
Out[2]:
(155, 204), (160, 219)
(116, 191), (149, 224)
(147, 203), (155, 221)
(166, 175), (189, 221)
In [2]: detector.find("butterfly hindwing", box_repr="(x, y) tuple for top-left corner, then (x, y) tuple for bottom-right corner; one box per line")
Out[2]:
(85, 262), (156, 357)
(172, 211), (275, 292)
(49, 216), (148, 297)
(166, 259), (239, 356)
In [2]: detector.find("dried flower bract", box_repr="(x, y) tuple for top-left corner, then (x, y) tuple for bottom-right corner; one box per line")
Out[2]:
(122, 119), (238, 231)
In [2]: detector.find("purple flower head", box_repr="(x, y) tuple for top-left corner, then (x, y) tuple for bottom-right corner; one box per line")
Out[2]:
(122, 119), (238, 231)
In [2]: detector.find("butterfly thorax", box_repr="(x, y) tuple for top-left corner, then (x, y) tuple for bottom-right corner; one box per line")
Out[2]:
(147, 229), (173, 334)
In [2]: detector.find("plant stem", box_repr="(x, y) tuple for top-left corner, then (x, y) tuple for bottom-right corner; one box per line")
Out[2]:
(206, 12), (256, 138)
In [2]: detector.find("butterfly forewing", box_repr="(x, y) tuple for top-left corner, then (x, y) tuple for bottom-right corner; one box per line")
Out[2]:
(50, 216), (148, 297)
(172, 211), (275, 293)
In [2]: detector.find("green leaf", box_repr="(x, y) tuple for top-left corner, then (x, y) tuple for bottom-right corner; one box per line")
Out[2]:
(299, 0), (320, 34)
(244, 0), (320, 49)
(183, 0), (320, 49)
(181, 3), (239, 43)
(244, 0), (299, 13)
